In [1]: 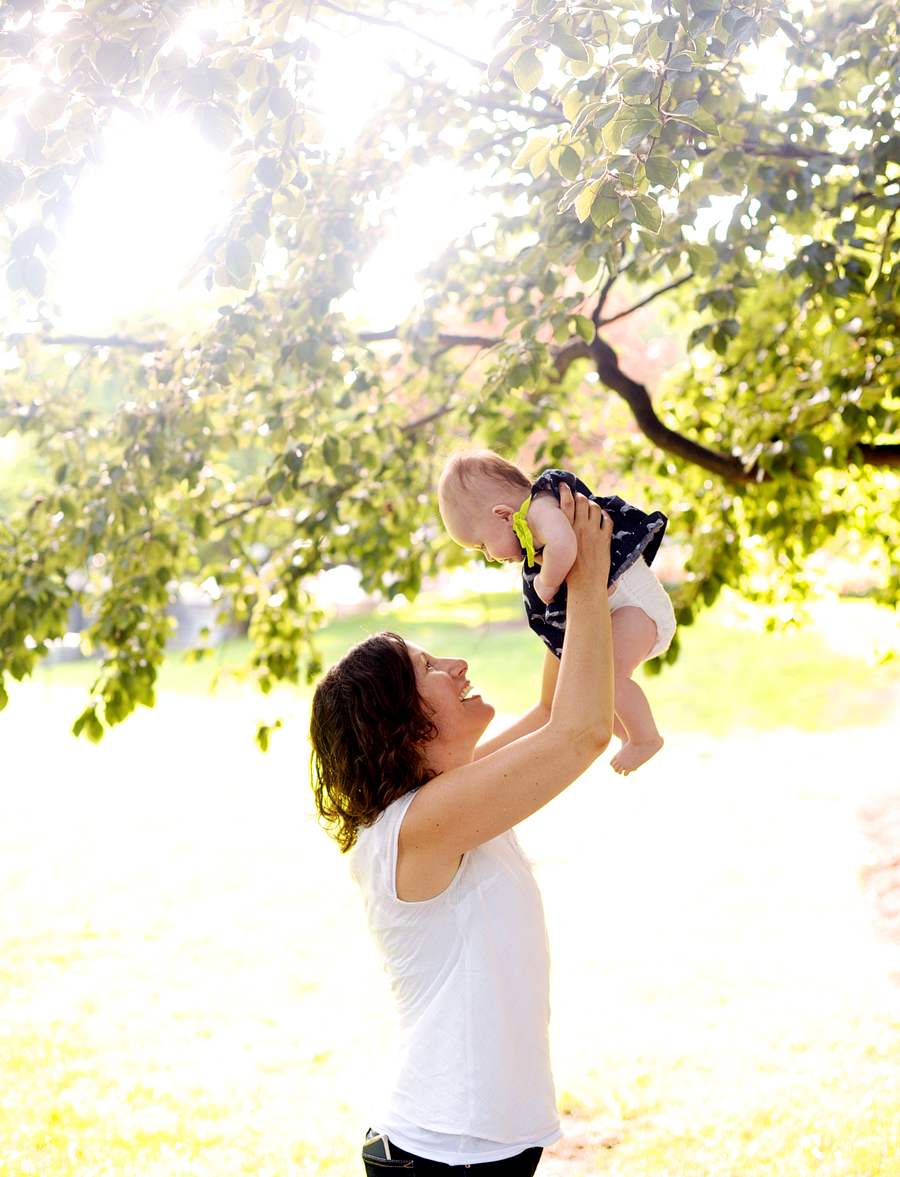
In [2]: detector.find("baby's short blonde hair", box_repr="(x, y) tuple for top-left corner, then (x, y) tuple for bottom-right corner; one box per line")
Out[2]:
(437, 449), (532, 518)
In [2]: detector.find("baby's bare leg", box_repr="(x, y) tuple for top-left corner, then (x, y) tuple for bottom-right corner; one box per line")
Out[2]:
(609, 606), (663, 776)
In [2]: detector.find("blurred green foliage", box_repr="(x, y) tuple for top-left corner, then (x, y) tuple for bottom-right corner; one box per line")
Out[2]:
(1, 0), (898, 739)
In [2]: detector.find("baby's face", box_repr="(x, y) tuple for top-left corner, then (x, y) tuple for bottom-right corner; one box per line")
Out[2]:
(443, 495), (525, 565)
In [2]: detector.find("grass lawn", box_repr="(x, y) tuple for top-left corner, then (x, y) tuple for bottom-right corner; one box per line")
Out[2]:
(1, 594), (899, 1175)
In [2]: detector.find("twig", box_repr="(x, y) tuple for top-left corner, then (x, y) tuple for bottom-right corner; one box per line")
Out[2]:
(596, 273), (694, 327)
(30, 334), (167, 352)
(317, 0), (489, 71)
(358, 329), (500, 349)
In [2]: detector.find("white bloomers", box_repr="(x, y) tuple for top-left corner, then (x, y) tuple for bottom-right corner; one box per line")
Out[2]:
(608, 558), (676, 661)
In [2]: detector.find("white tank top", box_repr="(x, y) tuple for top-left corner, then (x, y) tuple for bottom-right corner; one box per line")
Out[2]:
(349, 791), (561, 1165)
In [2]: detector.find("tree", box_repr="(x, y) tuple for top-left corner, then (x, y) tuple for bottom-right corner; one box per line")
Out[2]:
(1, 0), (898, 741)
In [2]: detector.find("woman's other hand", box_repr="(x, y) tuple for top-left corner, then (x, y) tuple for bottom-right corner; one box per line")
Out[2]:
(557, 484), (611, 594)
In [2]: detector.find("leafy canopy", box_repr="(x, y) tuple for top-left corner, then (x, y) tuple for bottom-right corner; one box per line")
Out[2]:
(1, 0), (898, 740)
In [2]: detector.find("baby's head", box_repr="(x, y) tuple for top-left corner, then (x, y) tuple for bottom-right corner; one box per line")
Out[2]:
(438, 450), (532, 564)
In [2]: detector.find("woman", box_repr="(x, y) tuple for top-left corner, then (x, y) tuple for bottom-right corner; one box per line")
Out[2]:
(309, 487), (614, 1175)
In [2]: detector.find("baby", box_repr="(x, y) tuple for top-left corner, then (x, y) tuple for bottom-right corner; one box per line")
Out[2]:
(438, 450), (676, 775)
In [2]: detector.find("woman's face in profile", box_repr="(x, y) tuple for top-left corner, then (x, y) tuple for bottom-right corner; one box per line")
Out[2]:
(406, 642), (494, 750)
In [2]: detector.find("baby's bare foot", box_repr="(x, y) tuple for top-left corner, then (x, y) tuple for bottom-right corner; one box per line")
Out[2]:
(610, 734), (664, 776)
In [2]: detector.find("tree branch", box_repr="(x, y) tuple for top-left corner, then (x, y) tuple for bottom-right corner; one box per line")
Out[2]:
(366, 321), (900, 480)
(211, 495), (274, 529)
(29, 334), (167, 351)
(554, 336), (757, 482)
(596, 273), (694, 327)
(401, 403), (455, 432)
(857, 443), (900, 468)
(584, 335), (763, 484)
(738, 140), (855, 167)
(358, 329), (500, 349)
(316, 0), (489, 70)
(593, 273), (618, 323)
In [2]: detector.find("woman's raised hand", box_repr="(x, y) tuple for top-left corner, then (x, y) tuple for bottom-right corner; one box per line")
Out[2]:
(557, 483), (612, 593)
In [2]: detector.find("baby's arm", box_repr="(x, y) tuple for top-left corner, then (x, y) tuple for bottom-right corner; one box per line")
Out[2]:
(527, 492), (578, 604)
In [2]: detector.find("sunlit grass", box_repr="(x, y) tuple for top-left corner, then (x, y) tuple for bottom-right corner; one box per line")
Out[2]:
(3, 595), (900, 1176)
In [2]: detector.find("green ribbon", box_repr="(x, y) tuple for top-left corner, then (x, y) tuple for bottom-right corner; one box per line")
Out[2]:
(511, 495), (537, 567)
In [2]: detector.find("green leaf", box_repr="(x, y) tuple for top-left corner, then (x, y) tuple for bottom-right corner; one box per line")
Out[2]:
(671, 107), (718, 136)
(0, 161), (24, 200)
(268, 86), (294, 118)
(26, 90), (67, 129)
(773, 15), (801, 47)
(529, 141), (552, 176)
(486, 43), (518, 84)
(255, 718), (282, 751)
(513, 136), (551, 170)
(687, 242), (717, 271)
(301, 111), (325, 144)
(210, 68), (240, 100)
(550, 29), (590, 63)
(575, 255), (599, 281)
(656, 15), (680, 41)
(621, 112), (659, 150)
(181, 66), (215, 101)
(590, 194), (619, 228)
(573, 314), (595, 342)
(645, 154), (679, 188)
(591, 102), (620, 131)
(571, 100), (610, 135)
(225, 240), (253, 279)
(255, 156), (283, 187)
(224, 154), (258, 201)
(730, 14), (758, 43)
(199, 103), (236, 151)
(557, 180), (588, 214)
(513, 48), (542, 93)
(21, 256), (47, 297)
(666, 53), (694, 72)
(621, 67), (657, 97)
(94, 42), (133, 83)
(602, 113), (625, 152)
(574, 181), (601, 223)
(631, 194), (662, 232)
(557, 145), (582, 181)
(73, 707), (104, 743)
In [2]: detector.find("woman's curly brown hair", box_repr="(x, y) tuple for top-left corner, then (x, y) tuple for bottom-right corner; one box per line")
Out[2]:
(309, 632), (438, 852)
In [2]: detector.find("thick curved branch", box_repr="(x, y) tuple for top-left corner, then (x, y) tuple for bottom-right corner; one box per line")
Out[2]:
(369, 325), (900, 477)
(555, 336), (758, 484)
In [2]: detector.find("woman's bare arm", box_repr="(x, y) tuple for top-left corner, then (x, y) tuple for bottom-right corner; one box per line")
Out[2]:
(399, 488), (613, 899)
(472, 650), (559, 760)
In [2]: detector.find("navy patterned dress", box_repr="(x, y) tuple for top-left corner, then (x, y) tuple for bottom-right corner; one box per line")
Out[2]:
(522, 469), (667, 660)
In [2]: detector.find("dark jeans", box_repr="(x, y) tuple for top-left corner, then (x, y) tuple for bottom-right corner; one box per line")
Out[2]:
(361, 1131), (543, 1176)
